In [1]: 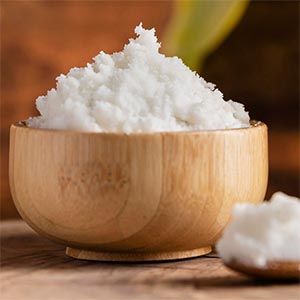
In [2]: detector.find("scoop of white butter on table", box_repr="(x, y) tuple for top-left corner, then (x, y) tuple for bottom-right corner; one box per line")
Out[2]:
(216, 192), (300, 268)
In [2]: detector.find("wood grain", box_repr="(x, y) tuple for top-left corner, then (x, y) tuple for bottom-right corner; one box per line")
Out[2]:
(1, 220), (299, 300)
(9, 122), (268, 261)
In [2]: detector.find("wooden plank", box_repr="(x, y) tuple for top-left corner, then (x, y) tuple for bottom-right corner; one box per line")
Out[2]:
(0, 220), (299, 300)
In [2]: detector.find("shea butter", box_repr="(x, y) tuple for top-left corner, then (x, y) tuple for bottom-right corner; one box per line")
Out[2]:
(27, 24), (250, 132)
(217, 192), (300, 267)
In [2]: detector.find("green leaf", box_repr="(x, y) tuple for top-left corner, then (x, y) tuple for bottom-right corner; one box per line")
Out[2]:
(162, 0), (249, 71)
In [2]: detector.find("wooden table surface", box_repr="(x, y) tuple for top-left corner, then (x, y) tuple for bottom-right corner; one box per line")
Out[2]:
(1, 220), (299, 300)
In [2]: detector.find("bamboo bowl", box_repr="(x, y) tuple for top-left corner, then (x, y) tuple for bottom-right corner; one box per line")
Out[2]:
(9, 121), (268, 261)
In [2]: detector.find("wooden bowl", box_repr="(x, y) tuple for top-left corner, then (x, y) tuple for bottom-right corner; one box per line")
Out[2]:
(9, 121), (268, 261)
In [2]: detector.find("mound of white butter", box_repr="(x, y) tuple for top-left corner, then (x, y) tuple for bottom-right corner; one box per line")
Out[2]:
(217, 192), (300, 267)
(27, 23), (249, 132)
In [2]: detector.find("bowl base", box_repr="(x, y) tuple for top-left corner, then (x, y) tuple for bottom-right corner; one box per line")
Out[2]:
(66, 246), (212, 262)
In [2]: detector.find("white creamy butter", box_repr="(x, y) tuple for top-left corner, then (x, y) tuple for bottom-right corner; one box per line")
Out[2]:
(27, 23), (250, 132)
(216, 192), (300, 267)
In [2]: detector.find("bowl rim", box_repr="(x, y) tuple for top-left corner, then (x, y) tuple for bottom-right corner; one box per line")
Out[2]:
(11, 120), (266, 136)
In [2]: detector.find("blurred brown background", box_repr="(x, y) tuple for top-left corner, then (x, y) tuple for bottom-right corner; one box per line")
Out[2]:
(1, 1), (299, 218)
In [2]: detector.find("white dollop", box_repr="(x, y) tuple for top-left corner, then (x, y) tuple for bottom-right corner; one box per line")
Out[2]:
(216, 192), (300, 267)
(26, 23), (250, 133)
